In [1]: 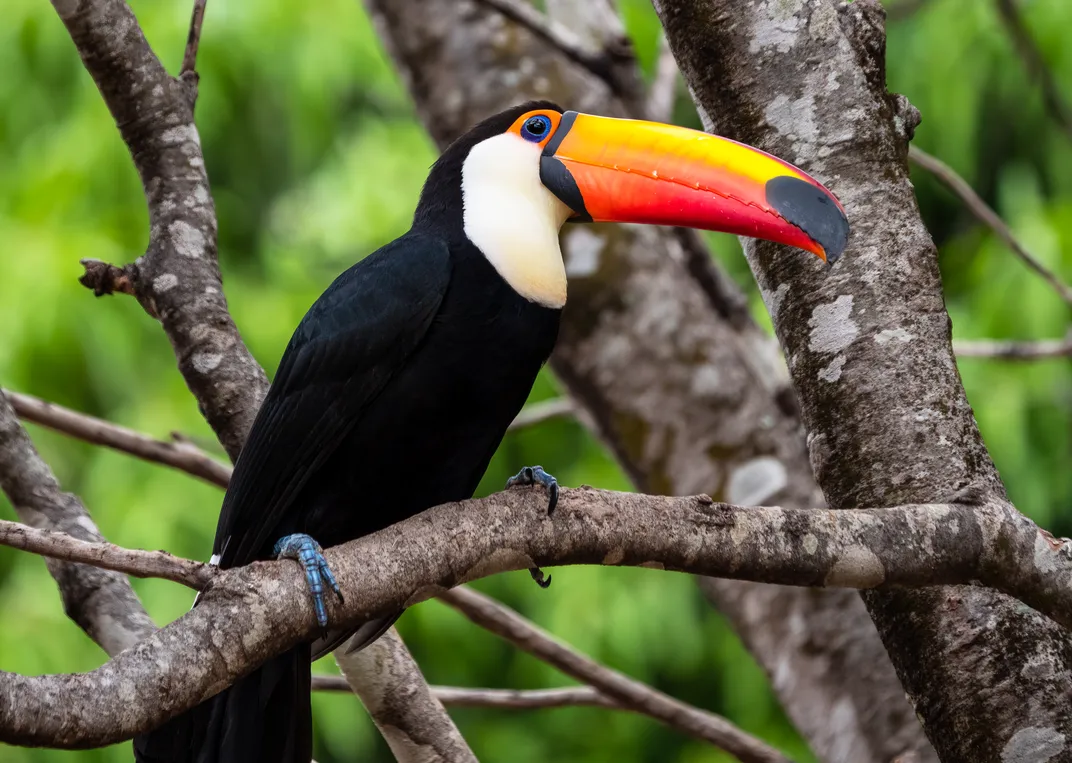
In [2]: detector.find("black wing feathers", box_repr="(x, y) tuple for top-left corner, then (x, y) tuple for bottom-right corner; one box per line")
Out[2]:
(213, 232), (452, 567)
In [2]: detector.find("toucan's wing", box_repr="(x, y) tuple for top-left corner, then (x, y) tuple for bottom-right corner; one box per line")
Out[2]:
(213, 232), (452, 568)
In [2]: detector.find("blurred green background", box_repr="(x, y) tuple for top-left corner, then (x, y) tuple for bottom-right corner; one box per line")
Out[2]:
(1, 0), (1069, 760)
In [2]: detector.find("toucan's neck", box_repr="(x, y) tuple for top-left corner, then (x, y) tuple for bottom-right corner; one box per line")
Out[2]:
(458, 142), (566, 308)
(462, 134), (570, 308)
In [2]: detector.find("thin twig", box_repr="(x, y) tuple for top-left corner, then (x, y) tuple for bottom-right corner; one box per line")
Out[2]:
(438, 587), (794, 763)
(8, 391), (232, 488)
(7, 392), (570, 491)
(909, 146), (1072, 306)
(955, 334), (1072, 360)
(993, 0), (1072, 143)
(179, 0), (208, 106)
(647, 32), (678, 122)
(313, 676), (613, 708)
(507, 398), (574, 431)
(0, 518), (213, 590)
(181, 0), (208, 75)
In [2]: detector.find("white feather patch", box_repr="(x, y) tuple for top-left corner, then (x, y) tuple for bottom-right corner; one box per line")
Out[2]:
(461, 132), (572, 308)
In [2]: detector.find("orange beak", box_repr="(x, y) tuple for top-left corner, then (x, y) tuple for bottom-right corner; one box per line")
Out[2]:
(539, 112), (849, 262)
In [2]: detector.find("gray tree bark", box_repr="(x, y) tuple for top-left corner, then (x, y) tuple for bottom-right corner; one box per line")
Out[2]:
(365, 2), (935, 760)
(653, 0), (1072, 759)
(0, 391), (155, 656)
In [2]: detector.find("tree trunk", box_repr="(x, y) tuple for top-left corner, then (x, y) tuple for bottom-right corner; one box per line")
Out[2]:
(653, 0), (1072, 759)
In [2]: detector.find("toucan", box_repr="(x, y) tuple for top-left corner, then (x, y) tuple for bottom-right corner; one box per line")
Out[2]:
(133, 101), (848, 762)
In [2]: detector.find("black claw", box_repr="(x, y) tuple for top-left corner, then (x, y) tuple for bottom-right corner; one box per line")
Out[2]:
(506, 465), (559, 516)
(529, 566), (552, 589)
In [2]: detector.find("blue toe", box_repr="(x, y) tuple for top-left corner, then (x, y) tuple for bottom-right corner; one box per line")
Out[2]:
(273, 533), (342, 630)
(506, 465), (559, 515)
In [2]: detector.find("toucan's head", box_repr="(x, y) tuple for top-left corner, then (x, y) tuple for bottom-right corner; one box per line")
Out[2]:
(415, 101), (849, 308)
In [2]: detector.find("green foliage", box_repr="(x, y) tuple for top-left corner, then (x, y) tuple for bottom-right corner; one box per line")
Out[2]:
(0, 0), (1068, 760)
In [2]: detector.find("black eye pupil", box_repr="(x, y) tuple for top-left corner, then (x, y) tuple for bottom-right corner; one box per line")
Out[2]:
(525, 117), (547, 136)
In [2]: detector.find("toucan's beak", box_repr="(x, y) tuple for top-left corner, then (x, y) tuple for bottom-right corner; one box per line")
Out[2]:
(539, 112), (850, 262)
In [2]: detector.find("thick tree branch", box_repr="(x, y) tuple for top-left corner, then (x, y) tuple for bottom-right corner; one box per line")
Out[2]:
(8, 391), (231, 489)
(654, 0), (1072, 756)
(0, 518), (211, 589)
(440, 586), (792, 763)
(910, 145), (1072, 306)
(54, 0), (267, 462)
(993, 0), (1072, 143)
(1, 486), (1069, 748)
(334, 628), (478, 763)
(472, 0), (640, 105)
(0, 391), (154, 656)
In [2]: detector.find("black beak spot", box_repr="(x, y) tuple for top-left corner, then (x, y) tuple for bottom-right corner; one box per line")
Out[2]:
(766, 175), (850, 263)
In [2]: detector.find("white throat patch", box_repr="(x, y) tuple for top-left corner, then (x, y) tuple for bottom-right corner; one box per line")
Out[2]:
(461, 132), (573, 309)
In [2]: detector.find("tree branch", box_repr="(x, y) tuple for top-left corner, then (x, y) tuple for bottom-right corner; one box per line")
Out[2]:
(334, 628), (478, 763)
(506, 397), (575, 431)
(181, 0), (208, 76)
(909, 145), (1072, 306)
(472, 0), (612, 83)
(472, 0), (641, 107)
(955, 334), (1072, 360)
(7, 390), (231, 489)
(54, 0), (267, 462)
(993, 0), (1072, 143)
(439, 586), (792, 763)
(0, 485), (1069, 748)
(179, 0), (209, 106)
(7, 390), (570, 492)
(0, 391), (155, 656)
(0, 518), (211, 589)
(313, 677), (613, 709)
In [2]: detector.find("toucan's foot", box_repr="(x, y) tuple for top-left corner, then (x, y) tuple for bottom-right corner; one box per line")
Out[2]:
(507, 465), (558, 590)
(506, 465), (559, 516)
(273, 533), (343, 631)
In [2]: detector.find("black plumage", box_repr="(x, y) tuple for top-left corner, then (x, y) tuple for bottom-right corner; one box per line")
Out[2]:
(134, 101), (564, 763)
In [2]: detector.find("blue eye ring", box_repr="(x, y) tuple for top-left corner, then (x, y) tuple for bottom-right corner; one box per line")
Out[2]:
(520, 115), (552, 142)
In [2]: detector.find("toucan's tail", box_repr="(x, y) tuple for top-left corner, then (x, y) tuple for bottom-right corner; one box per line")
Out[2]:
(133, 642), (312, 763)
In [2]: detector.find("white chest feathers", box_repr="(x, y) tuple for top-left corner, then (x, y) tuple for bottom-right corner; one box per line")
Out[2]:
(461, 132), (573, 309)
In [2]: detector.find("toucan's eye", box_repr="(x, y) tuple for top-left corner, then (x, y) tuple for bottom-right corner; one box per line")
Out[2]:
(521, 115), (551, 142)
